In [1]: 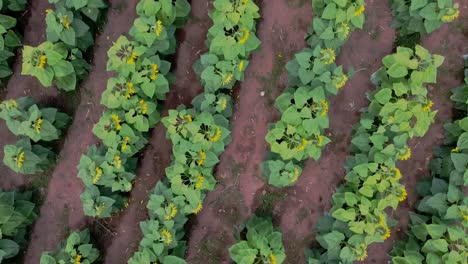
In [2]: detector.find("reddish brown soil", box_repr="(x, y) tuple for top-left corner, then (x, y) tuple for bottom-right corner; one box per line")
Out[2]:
(21, 0), (142, 262)
(101, 0), (210, 262)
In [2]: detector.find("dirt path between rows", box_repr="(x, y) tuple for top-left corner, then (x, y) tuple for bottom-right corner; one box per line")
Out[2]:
(184, 0), (314, 262)
(0, 0), (55, 191)
(23, 1), (141, 263)
(364, 5), (468, 263)
(101, 0), (211, 262)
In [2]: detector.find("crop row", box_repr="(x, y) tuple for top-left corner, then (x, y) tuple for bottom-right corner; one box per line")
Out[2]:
(390, 56), (467, 264)
(21, 0), (107, 91)
(77, 0), (191, 219)
(263, 0), (366, 187)
(307, 45), (444, 263)
(128, 0), (261, 263)
(0, 0), (27, 87)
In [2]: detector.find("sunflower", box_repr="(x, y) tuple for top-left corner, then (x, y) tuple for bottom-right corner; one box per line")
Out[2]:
(222, 73), (234, 85)
(391, 167), (401, 180)
(114, 156), (121, 169)
(193, 201), (203, 214)
(441, 9), (459, 22)
(422, 100), (433, 111)
(398, 146), (411, 161)
(398, 187), (407, 202)
(150, 64), (159, 80)
(121, 136), (131, 151)
(62, 15), (71, 29)
(296, 138), (308, 151)
(238, 28), (250, 44)
(357, 243), (367, 261)
(93, 167), (103, 184)
(269, 253), (277, 264)
(291, 167), (300, 183)
(38, 55), (47, 69)
(35, 118), (43, 133)
(155, 20), (164, 36)
(195, 174), (205, 189)
(125, 82), (135, 99)
(164, 203), (178, 220)
(238, 60), (245, 71)
(316, 135), (324, 147)
(17, 151), (25, 168)
(339, 22), (350, 38)
(111, 114), (122, 131)
(355, 5), (365, 16)
(160, 230), (172, 245)
(127, 51), (138, 64)
(139, 100), (148, 114)
(334, 73), (348, 89)
(320, 100), (329, 116)
(75, 254), (82, 264)
(208, 127), (222, 142)
(320, 48), (336, 65)
(197, 151), (206, 166)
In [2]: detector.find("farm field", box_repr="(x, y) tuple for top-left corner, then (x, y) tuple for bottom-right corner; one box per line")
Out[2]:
(0, 0), (466, 264)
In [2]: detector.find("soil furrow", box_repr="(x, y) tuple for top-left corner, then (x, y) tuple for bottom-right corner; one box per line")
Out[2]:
(363, 6), (468, 262)
(185, 0), (313, 263)
(23, 1), (140, 262)
(101, 0), (211, 262)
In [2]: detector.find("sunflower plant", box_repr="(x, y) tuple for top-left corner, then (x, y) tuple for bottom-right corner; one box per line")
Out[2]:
(48, 0), (107, 22)
(229, 215), (286, 264)
(45, 7), (93, 50)
(129, 14), (176, 54)
(191, 92), (233, 118)
(261, 159), (302, 188)
(306, 0), (365, 50)
(0, 97), (70, 142)
(78, 145), (136, 193)
(3, 138), (55, 174)
(92, 110), (147, 154)
(0, 190), (36, 262)
(195, 54), (247, 92)
(106, 36), (148, 77)
(80, 185), (123, 218)
(39, 229), (100, 264)
(390, 0), (460, 38)
(21, 41), (83, 91)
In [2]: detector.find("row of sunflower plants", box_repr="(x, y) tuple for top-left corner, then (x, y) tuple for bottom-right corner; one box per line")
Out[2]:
(390, 0), (460, 47)
(77, 0), (190, 218)
(0, 97), (70, 174)
(39, 229), (100, 264)
(0, 190), (36, 262)
(390, 56), (468, 264)
(262, 0), (366, 187)
(229, 215), (286, 264)
(127, 0), (261, 263)
(306, 45), (444, 263)
(21, 0), (107, 91)
(0, 0), (28, 87)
